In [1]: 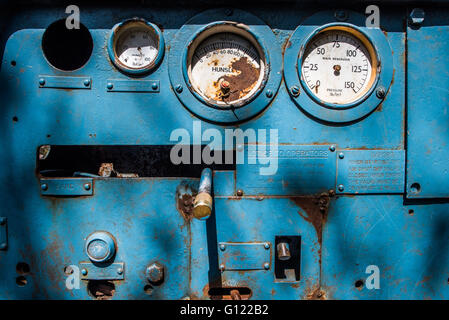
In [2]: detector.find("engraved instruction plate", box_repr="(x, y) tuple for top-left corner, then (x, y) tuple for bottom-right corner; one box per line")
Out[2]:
(337, 150), (404, 194)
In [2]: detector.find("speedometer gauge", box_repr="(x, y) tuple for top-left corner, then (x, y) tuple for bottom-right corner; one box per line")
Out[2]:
(186, 24), (267, 107)
(301, 26), (379, 106)
(108, 18), (164, 75)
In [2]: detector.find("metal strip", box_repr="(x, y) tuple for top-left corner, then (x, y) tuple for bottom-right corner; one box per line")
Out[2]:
(40, 178), (93, 196)
(79, 262), (125, 280)
(38, 75), (92, 89)
(106, 79), (160, 92)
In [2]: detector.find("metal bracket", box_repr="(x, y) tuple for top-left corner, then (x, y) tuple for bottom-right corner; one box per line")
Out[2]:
(0, 217), (7, 250)
(40, 178), (93, 196)
(79, 262), (125, 280)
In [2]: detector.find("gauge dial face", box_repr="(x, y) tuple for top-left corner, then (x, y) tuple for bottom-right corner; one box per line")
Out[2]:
(114, 25), (159, 70)
(301, 28), (378, 105)
(187, 31), (266, 106)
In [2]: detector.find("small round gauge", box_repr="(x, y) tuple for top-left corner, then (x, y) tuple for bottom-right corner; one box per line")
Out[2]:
(301, 26), (379, 106)
(108, 18), (164, 74)
(186, 24), (267, 107)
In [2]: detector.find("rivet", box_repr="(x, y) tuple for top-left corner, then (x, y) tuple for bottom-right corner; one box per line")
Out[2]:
(117, 268), (123, 275)
(0, 243), (7, 249)
(237, 144), (244, 152)
(41, 183), (48, 191)
(338, 152), (344, 159)
(263, 262), (270, 270)
(152, 82), (158, 90)
(376, 86), (386, 99)
(266, 89), (273, 98)
(39, 78), (45, 86)
(219, 244), (226, 251)
(264, 243), (270, 249)
(83, 183), (91, 191)
(236, 189), (243, 197)
(219, 264), (225, 271)
(329, 145), (336, 152)
(175, 84), (183, 93)
(335, 10), (348, 22)
(81, 268), (88, 275)
(0, 217), (6, 225)
(290, 85), (300, 97)
(83, 79), (90, 87)
(107, 83), (113, 90)
(338, 184), (345, 192)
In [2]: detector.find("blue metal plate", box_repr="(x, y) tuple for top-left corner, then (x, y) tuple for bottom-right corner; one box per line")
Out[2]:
(38, 75), (92, 89)
(40, 178), (93, 196)
(79, 262), (125, 280)
(336, 150), (404, 194)
(218, 242), (271, 271)
(236, 145), (336, 196)
(106, 79), (160, 92)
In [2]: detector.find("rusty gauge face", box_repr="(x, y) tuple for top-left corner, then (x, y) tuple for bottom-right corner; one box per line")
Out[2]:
(301, 26), (379, 106)
(187, 25), (267, 107)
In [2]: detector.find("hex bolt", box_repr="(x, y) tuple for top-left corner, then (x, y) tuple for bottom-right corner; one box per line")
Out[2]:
(83, 183), (91, 191)
(290, 85), (300, 97)
(39, 78), (45, 86)
(219, 244), (226, 251)
(266, 89), (273, 98)
(175, 84), (183, 93)
(277, 242), (291, 261)
(236, 189), (244, 197)
(338, 184), (345, 192)
(264, 242), (270, 250)
(107, 83), (113, 90)
(41, 183), (48, 191)
(376, 86), (386, 99)
(146, 262), (164, 283)
(338, 152), (344, 159)
(410, 8), (425, 26)
(329, 145), (336, 152)
(263, 262), (270, 270)
(117, 268), (123, 275)
(81, 268), (88, 276)
(335, 10), (348, 22)
(83, 79), (90, 87)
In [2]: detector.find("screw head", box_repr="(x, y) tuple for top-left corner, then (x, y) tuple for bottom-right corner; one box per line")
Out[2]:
(81, 268), (88, 276)
(83, 183), (91, 191)
(263, 262), (270, 270)
(83, 79), (90, 87)
(236, 189), (244, 197)
(175, 84), (183, 93)
(410, 8), (425, 25)
(329, 145), (336, 152)
(146, 262), (164, 283)
(219, 244), (226, 251)
(376, 86), (386, 99)
(107, 83), (113, 90)
(338, 184), (345, 192)
(266, 89), (273, 98)
(41, 183), (48, 191)
(264, 243), (270, 249)
(290, 85), (300, 97)
(338, 152), (344, 159)
(39, 78), (45, 86)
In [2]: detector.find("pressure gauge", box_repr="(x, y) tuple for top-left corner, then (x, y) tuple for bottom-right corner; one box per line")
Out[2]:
(300, 26), (379, 106)
(186, 24), (267, 107)
(108, 18), (164, 74)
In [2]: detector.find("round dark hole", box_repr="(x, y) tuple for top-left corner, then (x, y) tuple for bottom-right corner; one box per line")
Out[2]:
(42, 19), (93, 71)
(410, 183), (421, 194)
(87, 280), (115, 300)
(16, 262), (30, 275)
(408, 209), (415, 215)
(144, 284), (153, 295)
(12, 116), (18, 122)
(355, 279), (364, 290)
(11, 60), (16, 66)
(16, 276), (27, 287)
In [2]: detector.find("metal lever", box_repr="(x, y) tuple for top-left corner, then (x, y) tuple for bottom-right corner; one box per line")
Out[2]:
(192, 168), (213, 220)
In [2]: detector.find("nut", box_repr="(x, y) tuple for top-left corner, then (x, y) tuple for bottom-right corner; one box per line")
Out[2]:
(146, 262), (164, 283)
